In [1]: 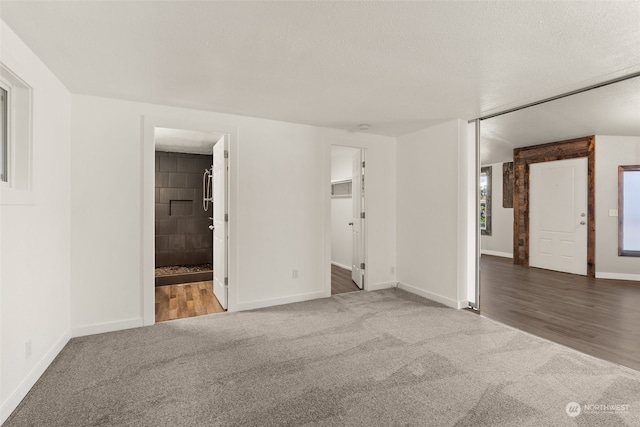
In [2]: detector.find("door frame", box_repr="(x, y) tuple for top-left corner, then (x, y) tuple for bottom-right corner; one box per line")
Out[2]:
(141, 116), (239, 325)
(212, 136), (229, 309)
(326, 144), (368, 294)
(513, 135), (595, 277)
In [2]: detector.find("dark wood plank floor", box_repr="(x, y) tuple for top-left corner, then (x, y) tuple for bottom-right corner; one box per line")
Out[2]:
(332, 264), (361, 295)
(155, 280), (225, 323)
(480, 255), (640, 371)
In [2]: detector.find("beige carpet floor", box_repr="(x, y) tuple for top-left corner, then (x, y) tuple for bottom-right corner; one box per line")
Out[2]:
(5, 289), (640, 426)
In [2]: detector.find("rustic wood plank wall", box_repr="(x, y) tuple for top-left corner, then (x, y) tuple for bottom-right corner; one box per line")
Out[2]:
(502, 162), (514, 208)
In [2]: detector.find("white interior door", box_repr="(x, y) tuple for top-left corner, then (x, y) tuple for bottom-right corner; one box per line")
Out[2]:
(351, 150), (364, 289)
(213, 136), (228, 309)
(530, 158), (588, 275)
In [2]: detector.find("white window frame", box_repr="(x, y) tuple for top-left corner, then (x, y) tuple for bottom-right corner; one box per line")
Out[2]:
(0, 62), (34, 205)
(0, 80), (10, 186)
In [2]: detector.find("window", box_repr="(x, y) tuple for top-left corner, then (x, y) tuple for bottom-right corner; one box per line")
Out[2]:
(331, 180), (352, 198)
(0, 62), (32, 199)
(480, 166), (492, 235)
(0, 85), (7, 182)
(619, 165), (640, 257)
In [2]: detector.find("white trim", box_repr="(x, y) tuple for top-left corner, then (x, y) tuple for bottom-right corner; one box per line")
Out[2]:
(72, 318), (143, 338)
(481, 250), (513, 259)
(235, 291), (326, 311)
(1, 330), (71, 424)
(330, 261), (351, 271)
(595, 272), (640, 281)
(397, 282), (465, 309)
(367, 281), (396, 291)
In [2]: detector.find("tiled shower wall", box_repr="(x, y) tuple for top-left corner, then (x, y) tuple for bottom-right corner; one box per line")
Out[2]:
(155, 151), (213, 267)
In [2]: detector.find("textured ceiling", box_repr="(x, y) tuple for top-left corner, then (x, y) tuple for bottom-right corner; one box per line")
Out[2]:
(1, 1), (639, 136)
(154, 128), (222, 155)
(481, 76), (640, 164)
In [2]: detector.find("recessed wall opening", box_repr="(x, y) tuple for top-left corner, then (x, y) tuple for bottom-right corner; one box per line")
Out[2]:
(330, 145), (366, 295)
(153, 127), (227, 322)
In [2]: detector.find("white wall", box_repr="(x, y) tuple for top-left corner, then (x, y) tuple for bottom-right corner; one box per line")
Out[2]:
(396, 119), (473, 308)
(330, 146), (359, 270)
(331, 198), (352, 269)
(595, 135), (640, 280)
(0, 21), (71, 423)
(480, 161), (514, 258)
(70, 94), (397, 332)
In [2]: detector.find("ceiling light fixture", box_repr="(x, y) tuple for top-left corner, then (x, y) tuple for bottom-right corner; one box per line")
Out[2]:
(358, 124), (370, 131)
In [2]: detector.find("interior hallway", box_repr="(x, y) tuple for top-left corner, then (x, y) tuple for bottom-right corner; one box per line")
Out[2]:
(155, 281), (225, 322)
(331, 264), (361, 295)
(480, 255), (640, 371)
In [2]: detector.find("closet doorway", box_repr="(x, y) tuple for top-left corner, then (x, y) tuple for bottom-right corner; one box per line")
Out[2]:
(330, 146), (366, 295)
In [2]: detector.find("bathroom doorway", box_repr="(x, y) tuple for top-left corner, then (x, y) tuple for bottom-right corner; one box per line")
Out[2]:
(153, 127), (225, 322)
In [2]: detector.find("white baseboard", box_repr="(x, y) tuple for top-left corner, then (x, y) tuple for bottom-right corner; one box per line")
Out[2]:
(1, 330), (71, 424)
(367, 281), (396, 291)
(330, 261), (352, 271)
(481, 250), (513, 258)
(235, 290), (326, 311)
(72, 318), (144, 338)
(595, 272), (640, 281)
(397, 282), (465, 309)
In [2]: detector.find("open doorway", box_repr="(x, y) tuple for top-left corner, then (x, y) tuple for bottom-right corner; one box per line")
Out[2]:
(330, 146), (365, 295)
(476, 74), (640, 371)
(153, 127), (228, 322)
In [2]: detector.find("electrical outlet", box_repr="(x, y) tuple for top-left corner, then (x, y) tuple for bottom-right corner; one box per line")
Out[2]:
(609, 209), (618, 217)
(292, 269), (299, 279)
(25, 340), (32, 359)
(390, 266), (396, 275)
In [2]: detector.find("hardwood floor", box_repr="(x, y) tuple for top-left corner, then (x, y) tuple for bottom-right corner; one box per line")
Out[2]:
(480, 255), (640, 371)
(331, 264), (361, 295)
(155, 280), (225, 323)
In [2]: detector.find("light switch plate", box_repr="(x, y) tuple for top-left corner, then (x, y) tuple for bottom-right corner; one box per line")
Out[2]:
(609, 209), (618, 217)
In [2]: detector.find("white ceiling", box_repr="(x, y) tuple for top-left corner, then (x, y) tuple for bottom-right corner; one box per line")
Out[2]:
(481, 76), (640, 164)
(1, 1), (639, 137)
(154, 127), (222, 155)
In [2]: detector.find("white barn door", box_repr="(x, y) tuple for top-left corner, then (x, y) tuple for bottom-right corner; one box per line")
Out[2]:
(213, 137), (228, 308)
(530, 158), (588, 275)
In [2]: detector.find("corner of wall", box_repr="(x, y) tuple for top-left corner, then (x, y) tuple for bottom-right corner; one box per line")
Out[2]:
(395, 119), (473, 309)
(1, 20), (73, 423)
(0, 330), (71, 424)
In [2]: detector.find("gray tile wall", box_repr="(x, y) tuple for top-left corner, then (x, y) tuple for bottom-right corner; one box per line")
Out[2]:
(155, 151), (213, 267)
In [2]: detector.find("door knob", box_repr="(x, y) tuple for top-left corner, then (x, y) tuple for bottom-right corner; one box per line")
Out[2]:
(209, 225), (215, 230)
(348, 222), (354, 226)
